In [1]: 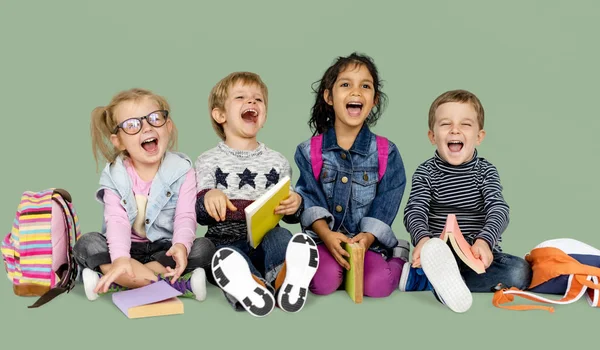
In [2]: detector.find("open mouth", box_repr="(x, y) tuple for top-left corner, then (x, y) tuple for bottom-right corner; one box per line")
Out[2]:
(241, 108), (258, 123)
(346, 102), (363, 117)
(141, 137), (158, 153)
(448, 141), (464, 152)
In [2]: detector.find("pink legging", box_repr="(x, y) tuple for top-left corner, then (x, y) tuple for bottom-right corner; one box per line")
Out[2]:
(309, 244), (404, 298)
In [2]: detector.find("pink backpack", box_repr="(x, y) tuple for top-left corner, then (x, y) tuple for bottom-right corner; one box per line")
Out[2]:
(1, 188), (81, 308)
(309, 134), (389, 181)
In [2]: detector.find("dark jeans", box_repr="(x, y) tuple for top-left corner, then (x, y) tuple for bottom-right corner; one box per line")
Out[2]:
(458, 251), (532, 292)
(214, 226), (291, 285)
(212, 226), (292, 311)
(73, 231), (216, 275)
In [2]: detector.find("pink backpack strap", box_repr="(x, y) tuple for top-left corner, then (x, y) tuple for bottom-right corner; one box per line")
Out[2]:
(310, 134), (324, 181)
(312, 134), (388, 182)
(376, 135), (388, 181)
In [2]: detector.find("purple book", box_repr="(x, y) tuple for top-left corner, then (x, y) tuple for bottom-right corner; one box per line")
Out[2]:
(112, 280), (183, 318)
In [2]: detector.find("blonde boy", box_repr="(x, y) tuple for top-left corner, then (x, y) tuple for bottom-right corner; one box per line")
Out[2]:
(195, 72), (318, 317)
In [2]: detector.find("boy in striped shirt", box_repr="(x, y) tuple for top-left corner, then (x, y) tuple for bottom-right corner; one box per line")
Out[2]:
(399, 90), (532, 313)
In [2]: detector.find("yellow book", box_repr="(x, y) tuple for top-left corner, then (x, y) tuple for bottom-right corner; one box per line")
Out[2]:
(245, 176), (290, 248)
(344, 242), (365, 304)
(126, 297), (184, 319)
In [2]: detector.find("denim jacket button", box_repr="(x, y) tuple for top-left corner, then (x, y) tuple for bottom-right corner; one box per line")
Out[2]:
(363, 173), (369, 181)
(341, 152), (347, 160)
(122, 200), (127, 205)
(341, 176), (348, 184)
(166, 191), (172, 197)
(322, 171), (328, 179)
(335, 205), (343, 213)
(145, 219), (150, 225)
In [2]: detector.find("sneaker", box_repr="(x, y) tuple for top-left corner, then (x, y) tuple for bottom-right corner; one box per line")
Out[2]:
(158, 268), (207, 302)
(399, 264), (432, 292)
(393, 239), (410, 262)
(420, 238), (472, 313)
(277, 233), (319, 313)
(81, 268), (127, 301)
(211, 247), (275, 317)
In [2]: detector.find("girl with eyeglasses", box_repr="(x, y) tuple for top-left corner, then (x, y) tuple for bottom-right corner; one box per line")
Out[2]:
(73, 88), (216, 302)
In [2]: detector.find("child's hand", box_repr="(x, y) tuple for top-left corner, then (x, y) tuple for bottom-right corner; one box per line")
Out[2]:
(321, 231), (351, 270)
(95, 257), (134, 294)
(411, 237), (430, 268)
(274, 191), (302, 215)
(204, 189), (237, 222)
(350, 232), (376, 250)
(471, 239), (493, 268)
(164, 243), (188, 283)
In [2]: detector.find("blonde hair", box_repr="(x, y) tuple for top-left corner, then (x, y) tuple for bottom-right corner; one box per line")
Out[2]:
(90, 88), (178, 170)
(208, 72), (269, 140)
(428, 89), (485, 131)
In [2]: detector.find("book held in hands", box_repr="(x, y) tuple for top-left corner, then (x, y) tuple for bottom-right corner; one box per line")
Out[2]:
(344, 242), (365, 303)
(440, 214), (486, 274)
(245, 176), (291, 248)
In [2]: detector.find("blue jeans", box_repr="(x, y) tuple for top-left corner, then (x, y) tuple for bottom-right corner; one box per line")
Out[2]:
(214, 226), (292, 311)
(458, 252), (532, 292)
(215, 226), (291, 286)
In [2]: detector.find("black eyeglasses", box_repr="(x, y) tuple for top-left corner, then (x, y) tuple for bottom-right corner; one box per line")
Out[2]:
(112, 110), (169, 135)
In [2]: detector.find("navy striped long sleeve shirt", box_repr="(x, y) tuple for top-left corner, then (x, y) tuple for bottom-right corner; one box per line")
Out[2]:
(403, 150), (509, 252)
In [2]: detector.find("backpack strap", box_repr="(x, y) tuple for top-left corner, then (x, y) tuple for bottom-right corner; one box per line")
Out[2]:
(311, 134), (389, 182)
(375, 135), (388, 181)
(492, 274), (594, 313)
(27, 189), (80, 308)
(493, 287), (556, 313)
(310, 134), (324, 181)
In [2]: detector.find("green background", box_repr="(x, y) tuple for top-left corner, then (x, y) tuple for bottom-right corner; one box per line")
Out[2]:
(1, 0), (598, 348)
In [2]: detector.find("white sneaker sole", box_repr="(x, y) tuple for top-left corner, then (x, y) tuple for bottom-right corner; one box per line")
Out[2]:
(398, 262), (411, 292)
(82, 268), (100, 301)
(420, 238), (472, 313)
(277, 233), (319, 313)
(211, 248), (274, 317)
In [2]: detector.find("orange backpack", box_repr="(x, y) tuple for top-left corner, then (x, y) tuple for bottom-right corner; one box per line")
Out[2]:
(493, 238), (600, 312)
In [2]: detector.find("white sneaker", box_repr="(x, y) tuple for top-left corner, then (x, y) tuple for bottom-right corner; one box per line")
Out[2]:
(82, 268), (100, 301)
(211, 248), (275, 317)
(420, 238), (472, 313)
(277, 233), (319, 313)
(189, 268), (207, 301)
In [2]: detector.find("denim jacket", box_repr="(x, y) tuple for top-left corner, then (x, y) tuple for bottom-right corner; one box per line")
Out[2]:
(294, 124), (406, 255)
(96, 151), (192, 242)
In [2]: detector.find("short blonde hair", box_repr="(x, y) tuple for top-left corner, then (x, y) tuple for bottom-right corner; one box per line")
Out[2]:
(208, 72), (269, 140)
(90, 88), (178, 170)
(428, 89), (485, 130)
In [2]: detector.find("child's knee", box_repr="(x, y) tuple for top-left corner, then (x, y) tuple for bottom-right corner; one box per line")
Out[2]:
(187, 237), (217, 268)
(264, 227), (293, 244)
(74, 232), (108, 262)
(501, 255), (532, 290)
(364, 267), (396, 298)
(309, 262), (343, 295)
(73, 232), (111, 270)
(261, 227), (292, 256)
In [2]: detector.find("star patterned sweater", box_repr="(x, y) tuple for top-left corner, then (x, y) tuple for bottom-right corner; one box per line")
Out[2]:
(195, 142), (301, 245)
